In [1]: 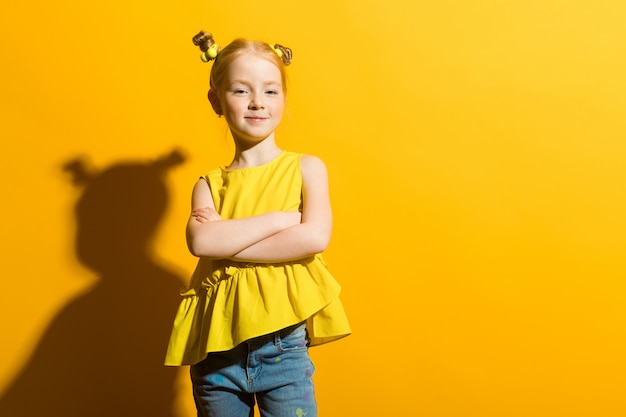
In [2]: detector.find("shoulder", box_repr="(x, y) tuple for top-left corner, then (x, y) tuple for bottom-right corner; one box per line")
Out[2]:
(299, 154), (327, 173)
(200, 166), (226, 188)
(299, 154), (329, 187)
(279, 151), (327, 178)
(203, 166), (223, 179)
(192, 176), (212, 194)
(191, 176), (215, 209)
(195, 166), (223, 194)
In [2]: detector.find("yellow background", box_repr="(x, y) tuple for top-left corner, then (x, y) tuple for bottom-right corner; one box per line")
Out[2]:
(1, 0), (625, 416)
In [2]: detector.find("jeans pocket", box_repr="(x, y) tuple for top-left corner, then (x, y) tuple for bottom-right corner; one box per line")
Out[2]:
(278, 323), (310, 352)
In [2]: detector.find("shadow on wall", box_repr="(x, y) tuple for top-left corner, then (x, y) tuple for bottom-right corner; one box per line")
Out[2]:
(0, 150), (186, 417)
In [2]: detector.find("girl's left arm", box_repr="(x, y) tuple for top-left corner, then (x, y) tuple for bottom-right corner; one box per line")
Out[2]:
(228, 155), (333, 262)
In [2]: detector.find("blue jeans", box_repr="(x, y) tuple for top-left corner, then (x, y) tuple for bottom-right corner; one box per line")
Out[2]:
(190, 323), (317, 417)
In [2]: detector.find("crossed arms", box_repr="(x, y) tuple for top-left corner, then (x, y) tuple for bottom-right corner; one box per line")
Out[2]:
(186, 155), (332, 263)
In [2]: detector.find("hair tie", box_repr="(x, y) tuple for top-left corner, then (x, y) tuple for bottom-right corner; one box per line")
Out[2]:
(271, 44), (293, 66)
(200, 44), (219, 62)
(193, 31), (219, 62)
(192, 31), (293, 66)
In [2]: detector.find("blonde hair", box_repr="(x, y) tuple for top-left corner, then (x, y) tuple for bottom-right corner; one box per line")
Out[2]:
(192, 32), (292, 94)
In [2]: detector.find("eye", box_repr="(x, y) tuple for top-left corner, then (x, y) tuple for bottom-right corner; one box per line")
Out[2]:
(265, 89), (280, 95)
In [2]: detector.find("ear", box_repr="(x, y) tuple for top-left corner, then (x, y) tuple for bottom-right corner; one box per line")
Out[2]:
(207, 89), (223, 115)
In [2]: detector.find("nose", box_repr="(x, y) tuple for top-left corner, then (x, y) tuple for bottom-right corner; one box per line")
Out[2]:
(248, 93), (265, 110)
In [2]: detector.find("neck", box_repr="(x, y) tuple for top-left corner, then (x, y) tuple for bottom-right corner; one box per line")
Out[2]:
(229, 136), (282, 170)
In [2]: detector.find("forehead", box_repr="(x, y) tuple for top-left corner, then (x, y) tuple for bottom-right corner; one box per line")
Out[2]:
(226, 54), (282, 83)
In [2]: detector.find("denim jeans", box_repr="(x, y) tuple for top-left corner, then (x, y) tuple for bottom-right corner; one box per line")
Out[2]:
(190, 323), (317, 417)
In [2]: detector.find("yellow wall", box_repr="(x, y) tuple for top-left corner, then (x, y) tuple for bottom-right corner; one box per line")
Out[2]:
(1, 0), (625, 416)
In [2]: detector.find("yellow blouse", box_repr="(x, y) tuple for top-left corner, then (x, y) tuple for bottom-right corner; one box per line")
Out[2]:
(165, 151), (351, 366)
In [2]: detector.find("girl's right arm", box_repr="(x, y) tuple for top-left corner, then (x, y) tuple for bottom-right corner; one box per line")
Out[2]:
(186, 178), (300, 258)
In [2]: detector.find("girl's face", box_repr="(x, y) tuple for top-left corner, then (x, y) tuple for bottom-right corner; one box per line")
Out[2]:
(218, 54), (285, 145)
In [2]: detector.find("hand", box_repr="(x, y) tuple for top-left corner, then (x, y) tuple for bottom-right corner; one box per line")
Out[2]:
(192, 207), (222, 223)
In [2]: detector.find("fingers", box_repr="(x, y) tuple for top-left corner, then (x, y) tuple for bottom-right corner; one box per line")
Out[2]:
(192, 207), (222, 223)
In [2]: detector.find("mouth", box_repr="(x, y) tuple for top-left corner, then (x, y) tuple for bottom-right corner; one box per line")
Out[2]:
(244, 116), (269, 123)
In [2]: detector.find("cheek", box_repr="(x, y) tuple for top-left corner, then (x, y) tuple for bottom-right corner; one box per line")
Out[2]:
(273, 99), (286, 114)
(224, 99), (245, 115)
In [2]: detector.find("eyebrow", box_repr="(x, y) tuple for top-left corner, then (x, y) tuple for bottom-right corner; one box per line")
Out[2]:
(229, 80), (282, 86)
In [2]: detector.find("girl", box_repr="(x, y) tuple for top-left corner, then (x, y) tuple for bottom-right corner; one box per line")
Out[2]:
(165, 31), (351, 417)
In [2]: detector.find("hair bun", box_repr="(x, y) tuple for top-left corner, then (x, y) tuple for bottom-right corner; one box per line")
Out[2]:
(192, 31), (216, 52)
(273, 44), (293, 66)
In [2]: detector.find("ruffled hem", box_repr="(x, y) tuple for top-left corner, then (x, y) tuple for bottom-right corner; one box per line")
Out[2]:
(165, 255), (351, 366)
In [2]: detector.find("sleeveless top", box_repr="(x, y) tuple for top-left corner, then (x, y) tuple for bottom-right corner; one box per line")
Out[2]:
(165, 151), (351, 366)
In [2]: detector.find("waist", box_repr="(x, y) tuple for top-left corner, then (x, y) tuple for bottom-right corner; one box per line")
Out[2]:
(211, 256), (316, 270)
(245, 321), (307, 348)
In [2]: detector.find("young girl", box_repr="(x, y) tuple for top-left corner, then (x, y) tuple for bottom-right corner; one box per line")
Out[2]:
(165, 31), (351, 417)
